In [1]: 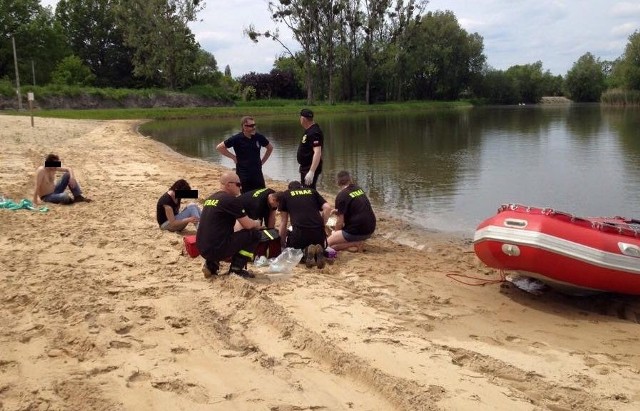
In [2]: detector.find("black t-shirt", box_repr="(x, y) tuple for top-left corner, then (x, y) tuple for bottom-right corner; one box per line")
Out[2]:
(156, 192), (180, 226)
(239, 188), (275, 222)
(196, 191), (247, 255)
(335, 184), (376, 235)
(296, 123), (323, 173)
(224, 132), (270, 175)
(278, 188), (326, 229)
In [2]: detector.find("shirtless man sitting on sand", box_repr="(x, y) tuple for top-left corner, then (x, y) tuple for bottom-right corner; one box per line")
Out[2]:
(33, 153), (92, 205)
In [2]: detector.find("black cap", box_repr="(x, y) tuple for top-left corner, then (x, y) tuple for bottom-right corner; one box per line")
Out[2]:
(300, 108), (314, 119)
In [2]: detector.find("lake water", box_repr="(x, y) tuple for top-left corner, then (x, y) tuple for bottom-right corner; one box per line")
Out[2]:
(141, 104), (640, 236)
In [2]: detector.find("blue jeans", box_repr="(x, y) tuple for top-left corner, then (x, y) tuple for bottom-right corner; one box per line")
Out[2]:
(161, 203), (201, 231)
(41, 172), (82, 204)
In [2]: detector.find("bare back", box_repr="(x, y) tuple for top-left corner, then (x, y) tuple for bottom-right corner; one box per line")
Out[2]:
(35, 166), (57, 197)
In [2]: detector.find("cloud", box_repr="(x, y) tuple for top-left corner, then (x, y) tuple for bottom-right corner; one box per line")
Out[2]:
(611, 22), (638, 37)
(611, 2), (640, 17)
(37, 0), (637, 77)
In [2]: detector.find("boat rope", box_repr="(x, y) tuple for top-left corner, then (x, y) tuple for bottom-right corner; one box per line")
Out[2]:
(499, 203), (640, 238)
(446, 270), (506, 286)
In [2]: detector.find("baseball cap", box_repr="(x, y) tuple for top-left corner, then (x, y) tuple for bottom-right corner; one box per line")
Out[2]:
(300, 108), (314, 119)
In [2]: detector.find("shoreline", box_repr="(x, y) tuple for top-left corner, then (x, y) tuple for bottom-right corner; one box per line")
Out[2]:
(1, 114), (640, 410)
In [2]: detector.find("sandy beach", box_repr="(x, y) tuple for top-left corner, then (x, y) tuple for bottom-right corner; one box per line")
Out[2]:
(1, 114), (640, 411)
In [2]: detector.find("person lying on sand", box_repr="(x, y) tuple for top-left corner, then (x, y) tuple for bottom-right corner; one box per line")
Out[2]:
(33, 153), (92, 205)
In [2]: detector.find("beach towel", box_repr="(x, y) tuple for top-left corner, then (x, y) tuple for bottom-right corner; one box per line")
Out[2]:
(0, 198), (48, 212)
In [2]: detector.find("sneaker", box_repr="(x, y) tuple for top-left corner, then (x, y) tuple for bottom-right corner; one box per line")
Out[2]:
(314, 244), (326, 269)
(202, 261), (219, 279)
(304, 245), (316, 268)
(230, 268), (255, 279)
(74, 195), (93, 203)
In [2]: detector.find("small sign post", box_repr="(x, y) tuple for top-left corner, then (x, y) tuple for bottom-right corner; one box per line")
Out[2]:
(27, 92), (34, 127)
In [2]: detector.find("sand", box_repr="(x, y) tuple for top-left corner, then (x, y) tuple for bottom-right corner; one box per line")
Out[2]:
(1, 114), (639, 411)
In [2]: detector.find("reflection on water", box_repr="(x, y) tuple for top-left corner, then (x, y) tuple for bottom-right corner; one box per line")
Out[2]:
(140, 105), (640, 235)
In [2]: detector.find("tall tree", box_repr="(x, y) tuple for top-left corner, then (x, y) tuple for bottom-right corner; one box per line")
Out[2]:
(362, 0), (390, 103)
(0, 0), (68, 85)
(55, 0), (135, 87)
(402, 10), (485, 100)
(565, 53), (606, 102)
(385, 0), (428, 100)
(116, 0), (204, 89)
(505, 61), (545, 103)
(267, 0), (319, 103)
(336, 0), (362, 101)
(316, 0), (342, 103)
(616, 30), (640, 91)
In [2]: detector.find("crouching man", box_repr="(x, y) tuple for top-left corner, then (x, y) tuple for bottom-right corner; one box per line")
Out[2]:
(196, 171), (262, 279)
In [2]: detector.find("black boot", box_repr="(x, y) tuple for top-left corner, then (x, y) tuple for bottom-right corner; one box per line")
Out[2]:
(229, 254), (255, 278)
(202, 260), (220, 278)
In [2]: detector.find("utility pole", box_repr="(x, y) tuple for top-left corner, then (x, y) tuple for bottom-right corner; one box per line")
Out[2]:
(12, 36), (23, 110)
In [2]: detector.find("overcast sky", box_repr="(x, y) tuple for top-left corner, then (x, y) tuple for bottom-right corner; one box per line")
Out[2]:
(41, 0), (639, 77)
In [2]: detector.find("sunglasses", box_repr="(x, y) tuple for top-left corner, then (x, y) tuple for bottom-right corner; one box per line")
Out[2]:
(244, 123), (256, 128)
(227, 181), (242, 187)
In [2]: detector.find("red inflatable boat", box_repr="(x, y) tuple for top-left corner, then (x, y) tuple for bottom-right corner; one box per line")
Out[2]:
(473, 204), (640, 295)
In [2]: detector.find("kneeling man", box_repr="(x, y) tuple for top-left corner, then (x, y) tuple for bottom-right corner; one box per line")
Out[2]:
(327, 171), (376, 251)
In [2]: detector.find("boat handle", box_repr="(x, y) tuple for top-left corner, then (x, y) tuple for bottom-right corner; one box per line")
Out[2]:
(618, 243), (640, 258)
(504, 218), (527, 228)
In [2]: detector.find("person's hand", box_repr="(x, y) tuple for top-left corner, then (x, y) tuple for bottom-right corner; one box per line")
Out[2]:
(68, 177), (77, 189)
(187, 216), (199, 224)
(304, 170), (314, 186)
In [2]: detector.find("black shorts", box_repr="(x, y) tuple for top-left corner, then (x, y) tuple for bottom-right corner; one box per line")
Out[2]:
(286, 226), (326, 250)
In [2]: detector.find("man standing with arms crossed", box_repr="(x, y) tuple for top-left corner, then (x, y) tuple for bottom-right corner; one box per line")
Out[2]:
(297, 109), (323, 189)
(217, 116), (274, 193)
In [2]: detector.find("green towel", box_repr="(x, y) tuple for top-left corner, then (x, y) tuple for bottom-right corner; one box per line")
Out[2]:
(0, 198), (48, 212)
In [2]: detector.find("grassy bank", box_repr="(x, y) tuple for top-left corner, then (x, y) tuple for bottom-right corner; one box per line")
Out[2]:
(6, 100), (472, 121)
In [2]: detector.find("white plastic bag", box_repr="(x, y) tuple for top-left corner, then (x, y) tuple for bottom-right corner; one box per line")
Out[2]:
(269, 247), (303, 273)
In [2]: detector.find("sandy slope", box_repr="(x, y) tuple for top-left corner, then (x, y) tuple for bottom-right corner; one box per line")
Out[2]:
(1, 114), (639, 411)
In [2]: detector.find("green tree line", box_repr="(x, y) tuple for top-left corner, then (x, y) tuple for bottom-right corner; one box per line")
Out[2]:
(1, 0), (639, 105)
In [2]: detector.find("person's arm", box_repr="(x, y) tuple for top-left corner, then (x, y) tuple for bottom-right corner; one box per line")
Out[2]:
(216, 141), (237, 164)
(237, 215), (261, 230)
(310, 146), (322, 173)
(278, 211), (289, 247)
(33, 168), (44, 204)
(267, 209), (276, 229)
(261, 143), (274, 165)
(304, 146), (322, 185)
(334, 214), (345, 230)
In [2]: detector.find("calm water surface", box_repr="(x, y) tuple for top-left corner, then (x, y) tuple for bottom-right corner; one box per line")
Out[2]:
(141, 105), (640, 235)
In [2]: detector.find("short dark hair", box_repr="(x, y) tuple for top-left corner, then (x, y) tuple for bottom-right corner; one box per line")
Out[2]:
(300, 108), (314, 119)
(336, 170), (351, 186)
(288, 180), (303, 190)
(45, 153), (59, 163)
(170, 179), (191, 191)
